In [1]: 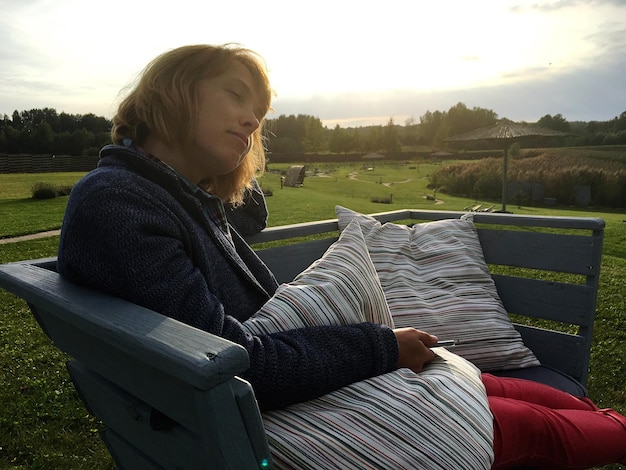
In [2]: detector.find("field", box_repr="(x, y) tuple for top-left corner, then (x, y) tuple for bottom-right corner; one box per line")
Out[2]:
(0, 161), (625, 469)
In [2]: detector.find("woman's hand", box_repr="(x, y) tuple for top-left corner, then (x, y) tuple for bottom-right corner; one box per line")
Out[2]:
(393, 327), (439, 373)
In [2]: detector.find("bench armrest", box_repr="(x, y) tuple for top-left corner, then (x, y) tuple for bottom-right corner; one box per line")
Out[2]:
(0, 262), (249, 391)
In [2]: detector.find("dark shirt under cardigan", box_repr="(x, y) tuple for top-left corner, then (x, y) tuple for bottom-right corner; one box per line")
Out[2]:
(57, 144), (399, 411)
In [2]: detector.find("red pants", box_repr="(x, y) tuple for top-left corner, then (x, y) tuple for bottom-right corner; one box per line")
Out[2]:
(483, 374), (626, 469)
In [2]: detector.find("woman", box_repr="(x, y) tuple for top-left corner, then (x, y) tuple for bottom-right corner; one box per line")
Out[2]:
(58, 44), (625, 469)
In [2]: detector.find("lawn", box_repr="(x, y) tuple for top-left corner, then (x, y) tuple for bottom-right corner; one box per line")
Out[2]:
(0, 172), (84, 239)
(1, 166), (624, 469)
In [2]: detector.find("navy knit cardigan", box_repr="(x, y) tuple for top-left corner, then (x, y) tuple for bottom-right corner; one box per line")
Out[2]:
(57, 145), (398, 411)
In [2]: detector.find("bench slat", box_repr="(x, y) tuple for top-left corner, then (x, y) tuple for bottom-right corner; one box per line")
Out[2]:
(67, 360), (206, 468)
(479, 230), (603, 275)
(493, 275), (597, 327)
(257, 238), (337, 284)
(514, 324), (589, 382)
(102, 430), (163, 470)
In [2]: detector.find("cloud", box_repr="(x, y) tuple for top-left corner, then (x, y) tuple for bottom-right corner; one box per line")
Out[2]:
(510, 1), (581, 13)
(456, 60), (626, 121)
(585, 26), (626, 58)
(499, 65), (553, 80)
(510, 0), (626, 13)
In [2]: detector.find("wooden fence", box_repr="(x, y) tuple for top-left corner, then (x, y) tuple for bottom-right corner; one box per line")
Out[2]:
(0, 154), (98, 174)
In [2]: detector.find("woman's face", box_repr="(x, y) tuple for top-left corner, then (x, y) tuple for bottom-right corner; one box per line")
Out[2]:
(185, 60), (263, 182)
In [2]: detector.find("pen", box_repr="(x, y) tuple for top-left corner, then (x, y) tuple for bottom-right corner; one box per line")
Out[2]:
(431, 339), (457, 348)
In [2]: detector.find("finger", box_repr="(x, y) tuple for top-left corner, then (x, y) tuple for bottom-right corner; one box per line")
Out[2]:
(415, 331), (439, 347)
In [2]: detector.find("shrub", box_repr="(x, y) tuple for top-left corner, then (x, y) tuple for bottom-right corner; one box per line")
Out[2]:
(429, 151), (626, 208)
(56, 185), (74, 196)
(371, 193), (393, 204)
(473, 174), (501, 200)
(31, 182), (74, 199)
(31, 182), (58, 199)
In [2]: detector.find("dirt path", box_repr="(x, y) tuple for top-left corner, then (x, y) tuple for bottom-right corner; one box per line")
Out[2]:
(382, 179), (413, 187)
(0, 230), (61, 245)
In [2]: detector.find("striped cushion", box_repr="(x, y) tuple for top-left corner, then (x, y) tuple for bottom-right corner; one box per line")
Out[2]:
(264, 348), (494, 469)
(242, 219), (394, 335)
(336, 206), (539, 372)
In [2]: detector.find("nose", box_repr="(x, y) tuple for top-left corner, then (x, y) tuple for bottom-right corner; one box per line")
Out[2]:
(242, 108), (260, 132)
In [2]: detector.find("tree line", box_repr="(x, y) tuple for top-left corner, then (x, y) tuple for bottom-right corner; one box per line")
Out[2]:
(265, 104), (626, 155)
(0, 108), (111, 156)
(2, 104), (626, 157)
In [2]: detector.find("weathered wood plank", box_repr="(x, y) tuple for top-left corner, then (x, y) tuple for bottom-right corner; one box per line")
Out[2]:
(514, 324), (589, 382)
(479, 230), (603, 275)
(256, 238), (337, 284)
(67, 360), (206, 468)
(493, 275), (597, 327)
(0, 263), (249, 390)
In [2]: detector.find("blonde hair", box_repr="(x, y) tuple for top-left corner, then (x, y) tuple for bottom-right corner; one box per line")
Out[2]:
(111, 44), (272, 204)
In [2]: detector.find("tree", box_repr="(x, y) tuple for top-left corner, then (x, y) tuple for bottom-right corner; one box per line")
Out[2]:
(328, 125), (352, 153)
(265, 114), (310, 153)
(446, 102), (475, 136)
(382, 117), (400, 153)
(70, 128), (95, 156)
(418, 110), (445, 146)
(614, 111), (626, 131)
(34, 122), (54, 153)
(538, 114), (571, 132)
(59, 112), (80, 133)
(302, 116), (326, 153)
(418, 103), (498, 147)
(401, 116), (420, 146)
(11, 110), (22, 128)
(80, 113), (111, 133)
(2, 125), (22, 153)
(359, 125), (383, 153)
(446, 102), (498, 136)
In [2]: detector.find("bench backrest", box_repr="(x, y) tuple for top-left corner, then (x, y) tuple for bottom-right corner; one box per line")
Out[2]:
(0, 209), (604, 469)
(248, 209), (604, 385)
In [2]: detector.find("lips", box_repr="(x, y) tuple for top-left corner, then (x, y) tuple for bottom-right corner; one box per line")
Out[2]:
(229, 131), (248, 148)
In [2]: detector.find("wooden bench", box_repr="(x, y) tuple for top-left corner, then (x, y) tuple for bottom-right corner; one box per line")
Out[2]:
(0, 209), (605, 469)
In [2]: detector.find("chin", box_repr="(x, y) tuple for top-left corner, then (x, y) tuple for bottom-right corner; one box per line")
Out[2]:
(235, 150), (249, 167)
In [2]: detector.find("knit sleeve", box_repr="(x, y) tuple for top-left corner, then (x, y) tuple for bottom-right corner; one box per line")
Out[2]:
(235, 322), (399, 411)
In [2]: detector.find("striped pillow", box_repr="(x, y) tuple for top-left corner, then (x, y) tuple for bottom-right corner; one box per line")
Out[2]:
(242, 219), (394, 335)
(336, 206), (539, 372)
(263, 348), (494, 469)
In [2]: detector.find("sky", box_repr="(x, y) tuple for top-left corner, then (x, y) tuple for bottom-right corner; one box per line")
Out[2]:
(1, 0), (625, 128)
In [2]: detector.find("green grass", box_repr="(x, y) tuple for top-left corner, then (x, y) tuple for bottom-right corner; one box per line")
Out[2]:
(0, 173), (85, 200)
(0, 198), (69, 238)
(1, 167), (625, 469)
(0, 238), (113, 470)
(0, 172), (84, 239)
